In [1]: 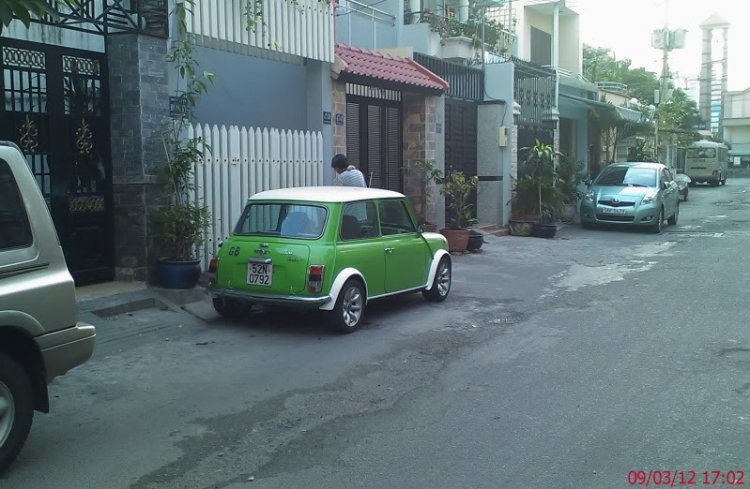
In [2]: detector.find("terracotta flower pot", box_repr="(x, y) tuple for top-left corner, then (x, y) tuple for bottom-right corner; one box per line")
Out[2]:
(440, 228), (470, 252)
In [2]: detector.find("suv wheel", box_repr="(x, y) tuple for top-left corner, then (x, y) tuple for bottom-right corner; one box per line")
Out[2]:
(328, 279), (365, 334)
(423, 257), (452, 302)
(0, 353), (34, 474)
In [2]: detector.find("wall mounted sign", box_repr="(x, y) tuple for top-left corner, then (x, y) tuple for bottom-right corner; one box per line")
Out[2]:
(323, 111), (332, 125)
(335, 113), (344, 125)
(169, 96), (189, 119)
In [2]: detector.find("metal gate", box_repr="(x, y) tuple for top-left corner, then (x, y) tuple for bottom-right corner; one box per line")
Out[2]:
(0, 39), (113, 284)
(345, 84), (402, 191)
(445, 99), (478, 220)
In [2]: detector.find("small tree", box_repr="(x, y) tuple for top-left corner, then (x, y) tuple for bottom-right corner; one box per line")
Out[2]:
(520, 139), (558, 219)
(440, 172), (478, 230)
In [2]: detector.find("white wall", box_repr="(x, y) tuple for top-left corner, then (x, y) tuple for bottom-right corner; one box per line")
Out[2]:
(725, 125), (750, 144)
(4, 19), (104, 52)
(725, 90), (750, 119)
(558, 15), (580, 75)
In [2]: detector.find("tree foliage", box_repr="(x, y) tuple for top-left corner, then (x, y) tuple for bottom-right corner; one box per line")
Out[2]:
(583, 44), (660, 105)
(655, 88), (702, 146)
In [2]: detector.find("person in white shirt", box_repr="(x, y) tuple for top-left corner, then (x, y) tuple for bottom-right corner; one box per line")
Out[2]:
(331, 154), (366, 187)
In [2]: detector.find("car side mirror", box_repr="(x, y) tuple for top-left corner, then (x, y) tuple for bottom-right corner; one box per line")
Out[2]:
(584, 179), (593, 187)
(417, 224), (425, 233)
(662, 182), (669, 190)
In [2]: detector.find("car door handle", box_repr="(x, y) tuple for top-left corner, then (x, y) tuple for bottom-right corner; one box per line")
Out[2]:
(384, 247), (395, 253)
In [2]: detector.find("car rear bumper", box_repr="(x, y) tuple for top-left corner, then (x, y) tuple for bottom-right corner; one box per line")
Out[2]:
(207, 285), (331, 306)
(580, 201), (660, 226)
(36, 322), (96, 383)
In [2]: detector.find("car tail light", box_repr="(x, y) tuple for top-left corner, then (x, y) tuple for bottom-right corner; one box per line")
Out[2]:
(308, 265), (325, 292)
(208, 257), (218, 284)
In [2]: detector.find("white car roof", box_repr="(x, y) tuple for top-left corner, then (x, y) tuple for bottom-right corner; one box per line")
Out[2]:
(249, 186), (405, 203)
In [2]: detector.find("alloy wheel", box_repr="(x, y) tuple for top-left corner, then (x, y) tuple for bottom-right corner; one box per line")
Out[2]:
(342, 286), (363, 328)
(437, 262), (451, 297)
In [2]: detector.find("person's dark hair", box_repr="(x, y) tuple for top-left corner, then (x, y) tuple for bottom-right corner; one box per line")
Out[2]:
(331, 154), (349, 170)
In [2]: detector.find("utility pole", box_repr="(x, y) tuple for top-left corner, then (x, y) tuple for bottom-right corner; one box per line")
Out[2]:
(652, 27), (686, 170)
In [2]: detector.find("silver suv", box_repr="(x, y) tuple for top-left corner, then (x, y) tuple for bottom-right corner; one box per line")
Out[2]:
(0, 142), (96, 472)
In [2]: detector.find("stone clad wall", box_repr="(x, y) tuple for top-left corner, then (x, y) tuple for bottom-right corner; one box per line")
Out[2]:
(108, 34), (170, 282)
(402, 94), (438, 224)
(332, 80), (347, 156)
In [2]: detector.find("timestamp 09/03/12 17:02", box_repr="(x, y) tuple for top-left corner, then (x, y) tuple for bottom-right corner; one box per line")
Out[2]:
(628, 470), (745, 486)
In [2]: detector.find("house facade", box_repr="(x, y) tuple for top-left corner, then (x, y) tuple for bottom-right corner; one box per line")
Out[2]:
(1, 0), (597, 285)
(723, 87), (750, 167)
(1, 0), (338, 283)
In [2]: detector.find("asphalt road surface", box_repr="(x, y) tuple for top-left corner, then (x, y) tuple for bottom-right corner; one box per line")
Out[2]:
(4, 179), (750, 489)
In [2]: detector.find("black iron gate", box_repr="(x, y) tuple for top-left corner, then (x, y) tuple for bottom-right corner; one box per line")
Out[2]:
(0, 39), (113, 284)
(345, 85), (402, 191)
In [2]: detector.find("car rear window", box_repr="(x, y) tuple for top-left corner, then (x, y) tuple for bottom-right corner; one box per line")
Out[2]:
(0, 159), (33, 251)
(595, 167), (657, 187)
(687, 148), (716, 159)
(234, 203), (327, 239)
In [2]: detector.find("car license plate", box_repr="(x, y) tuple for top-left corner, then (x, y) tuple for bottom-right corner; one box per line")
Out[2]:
(247, 262), (272, 286)
(601, 207), (627, 215)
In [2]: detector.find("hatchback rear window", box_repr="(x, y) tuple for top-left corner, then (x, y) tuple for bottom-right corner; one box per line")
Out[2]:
(235, 203), (327, 238)
(687, 148), (716, 159)
(595, 167), (657, 187)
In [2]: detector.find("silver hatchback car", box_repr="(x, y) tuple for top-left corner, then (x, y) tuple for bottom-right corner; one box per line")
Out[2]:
(580, 162), (680, 233)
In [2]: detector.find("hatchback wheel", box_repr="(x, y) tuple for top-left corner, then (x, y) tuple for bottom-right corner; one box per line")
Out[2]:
(0, 354), (33, 474)
(649, 208), (663, 234)
(423, 256), (452, 302)
(213, 297), (250, 321)
(329, 279), (365, 334)
(668, 202), (679, 225)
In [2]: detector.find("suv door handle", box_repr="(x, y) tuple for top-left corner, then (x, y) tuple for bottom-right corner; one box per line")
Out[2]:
(384, 247), (395, 253)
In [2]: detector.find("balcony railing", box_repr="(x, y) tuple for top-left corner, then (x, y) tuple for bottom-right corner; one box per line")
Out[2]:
(597, 81), (629, 95)
(33, 0), (168, 37)
(404, 10), (516, 59)
(187, 0), (334, 63)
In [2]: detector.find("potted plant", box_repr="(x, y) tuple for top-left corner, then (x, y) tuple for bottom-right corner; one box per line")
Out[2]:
(439, 171), (478, 252)
(556, 154), (584, 222)
(516, 140), (565, 238)
(154, 136), (210, 289)
(409, 160), (443, 232)
(509, 176), (537, 237)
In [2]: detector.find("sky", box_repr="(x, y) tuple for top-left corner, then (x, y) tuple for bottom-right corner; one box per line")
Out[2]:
(576, 0), (750, 92)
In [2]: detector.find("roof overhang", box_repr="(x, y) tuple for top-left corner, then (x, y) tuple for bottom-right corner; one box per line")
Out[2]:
(333, 43), (448, 95)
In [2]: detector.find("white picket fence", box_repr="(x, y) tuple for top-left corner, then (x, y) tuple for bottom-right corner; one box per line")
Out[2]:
(187, 124), (325, 268)
(186, 0), (334, 63)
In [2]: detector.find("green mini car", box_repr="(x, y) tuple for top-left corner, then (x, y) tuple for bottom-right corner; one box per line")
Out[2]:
(206, 186), (452, 333)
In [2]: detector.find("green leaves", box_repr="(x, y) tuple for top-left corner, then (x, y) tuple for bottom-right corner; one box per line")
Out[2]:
(0, 0), (61, 34)
(439, 172), (478, 230)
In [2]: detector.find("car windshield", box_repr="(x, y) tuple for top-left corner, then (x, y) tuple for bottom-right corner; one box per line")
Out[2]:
(234, 203), (327, 238)
(595, 167), (657, 188)
(687, 148), (717, 158)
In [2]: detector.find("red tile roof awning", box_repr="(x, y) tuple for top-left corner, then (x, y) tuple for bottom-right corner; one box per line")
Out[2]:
(334, 43), (448, 94)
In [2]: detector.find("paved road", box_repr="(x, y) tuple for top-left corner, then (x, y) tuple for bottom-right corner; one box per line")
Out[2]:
(4, 179), (750, 489)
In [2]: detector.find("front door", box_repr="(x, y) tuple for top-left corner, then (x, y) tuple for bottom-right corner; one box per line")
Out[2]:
(345, 89), (402, 191)
(0, 39), (113, 284)
(378, 199), (428, 292)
